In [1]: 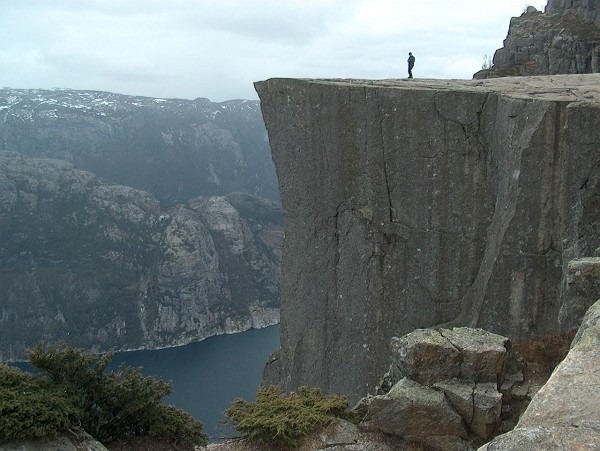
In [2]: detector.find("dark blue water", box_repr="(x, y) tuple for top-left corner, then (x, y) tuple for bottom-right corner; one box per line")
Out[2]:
(108, 325), (280, 441)
(12, 325), (280, 441)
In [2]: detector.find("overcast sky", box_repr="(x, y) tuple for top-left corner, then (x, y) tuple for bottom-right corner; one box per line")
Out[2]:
(1, 1), (546, 102)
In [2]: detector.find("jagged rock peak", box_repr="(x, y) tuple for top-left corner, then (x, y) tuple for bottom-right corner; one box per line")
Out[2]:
(474, 0), (600, 78)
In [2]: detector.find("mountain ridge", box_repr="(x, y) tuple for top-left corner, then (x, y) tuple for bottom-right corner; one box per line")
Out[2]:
(0, 87), (279, 204)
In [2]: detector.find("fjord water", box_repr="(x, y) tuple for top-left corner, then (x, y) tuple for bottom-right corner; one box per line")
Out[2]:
(108, 325), (280, 441)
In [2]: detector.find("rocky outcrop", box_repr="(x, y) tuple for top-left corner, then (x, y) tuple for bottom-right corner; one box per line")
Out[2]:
(206, 420), (407, 451)
(207, 327), (535, 451)
(256, 75), (600, 400)
(386, 328), (510, 387)
(546, 0), (600, 27)
(362, 377), (468, 450)
(0, 152), (282, 360)
(0, 429), (107, 451)
(559, 256), (600, 330)
(480, 299), (600, 450)
(474, 1), (600, 79)
(0, 88), (278, 203)
(356, 328), (532, 450)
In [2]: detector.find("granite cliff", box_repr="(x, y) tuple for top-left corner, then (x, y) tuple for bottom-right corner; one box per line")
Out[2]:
(256, 75), (600, 400)
(474, 0), (600, 79)
(0, 152), (282, 360)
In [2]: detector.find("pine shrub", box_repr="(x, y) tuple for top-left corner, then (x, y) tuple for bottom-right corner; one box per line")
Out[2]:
(0, 364), (80, 441)
(0, 343), (208, 448)
(225, 385), (350, 448)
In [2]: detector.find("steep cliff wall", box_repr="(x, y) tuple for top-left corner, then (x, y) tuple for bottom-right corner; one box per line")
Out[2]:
(0, 152), (282, 360)
(256, 75), (600, 400)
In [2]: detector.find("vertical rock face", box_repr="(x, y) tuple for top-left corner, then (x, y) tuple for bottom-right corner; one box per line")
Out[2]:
(546, 0), (600, 27)
(255, 76), (600, 400)
(559, 257), (600, 330)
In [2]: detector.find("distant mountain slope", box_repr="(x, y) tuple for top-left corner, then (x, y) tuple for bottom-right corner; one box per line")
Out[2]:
(0, 88), (279, 204)
(0, 152), (282, 360)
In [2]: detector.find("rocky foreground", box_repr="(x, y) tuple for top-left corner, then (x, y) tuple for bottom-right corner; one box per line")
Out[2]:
(203, 300), (600, 450)
(4, 298), (598, 450)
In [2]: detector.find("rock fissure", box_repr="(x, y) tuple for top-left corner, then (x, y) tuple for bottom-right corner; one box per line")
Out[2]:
(379, 114), (393, 224)
(469, 383), (477, 428)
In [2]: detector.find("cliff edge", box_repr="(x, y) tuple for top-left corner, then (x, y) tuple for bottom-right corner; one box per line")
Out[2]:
(256, 75), (600, 400)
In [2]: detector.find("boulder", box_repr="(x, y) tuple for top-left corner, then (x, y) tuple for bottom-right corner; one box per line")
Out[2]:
(358, 326), (533, 447)
(434, 380), (477, 424)
(439, 328), (510, 383)
(435, 381), (502, 440)
(362, 378), (467, 447)
(390, 329), (461, 386)
(471, 384), (503, 440)
(0, 430), (107, 451)
(389, 328), (510, 387)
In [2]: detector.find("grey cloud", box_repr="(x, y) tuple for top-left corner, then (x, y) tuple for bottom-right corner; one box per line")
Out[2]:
(0, 0), (531, 102)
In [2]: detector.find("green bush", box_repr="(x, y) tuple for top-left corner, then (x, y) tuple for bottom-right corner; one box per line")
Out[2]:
(0, 364), (80, 441)
(146, 404), (208, 445)
(225, 385), (350, 448)
(0, 343), (207, 448)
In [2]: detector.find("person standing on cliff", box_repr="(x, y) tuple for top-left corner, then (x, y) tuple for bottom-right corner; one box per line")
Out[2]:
(407, 52), (415, 79)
